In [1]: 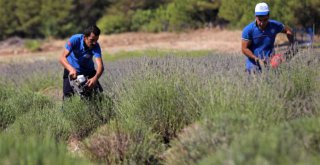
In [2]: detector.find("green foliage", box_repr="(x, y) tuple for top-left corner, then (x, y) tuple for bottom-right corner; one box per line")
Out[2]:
(166, 0), (195, 31)
(0, 134), (89, 165)
(0, 86), (53, 131)
(163, 122), (229, 165)
(84, 119), (164, 164)
(0, 0), (19, 40)
(7, 107), (72, 141)
(218, 0), (260, 27)
(162, 75), (286, 164)
(117, 73), (203, 142)
(143, 0), (221, 32)
(284, 67), (316, 100)
(0, 0), (110, 39)
(25, 71), (62, 92)
(97, 13), (129, 34)
(219, 0), (320, 30)
(0, 0), (75, 38)
(199, 118), (320, 165)
(143, 6), (170, 32)
(271, 0), (296, 26)
(274, 52), (320, 120)
(10, 0), (42, 37)
(131, 9), (154, 31)
(62, 95), (114, 138)
(39, 0), (75, 37)
(24, 39), (42, 52)
(0, 49), (319, 164)
(98, 0), (170, 33)
(0, 0), (319, 38)
(98, 0), (221, 33)
(70, 0), (111, 34)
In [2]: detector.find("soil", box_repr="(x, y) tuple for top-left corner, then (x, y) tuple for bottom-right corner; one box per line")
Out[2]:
(0, 28), (312, 61)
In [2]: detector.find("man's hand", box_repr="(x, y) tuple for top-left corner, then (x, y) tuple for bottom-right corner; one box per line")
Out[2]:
(69, 68), (77, 79)
(86, 77), (98, 89)
(256, 58), (266, 69)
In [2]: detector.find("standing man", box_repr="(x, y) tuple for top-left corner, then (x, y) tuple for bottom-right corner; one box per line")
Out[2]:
(59, 25), (104, 99)
(241, 2), (294, 73)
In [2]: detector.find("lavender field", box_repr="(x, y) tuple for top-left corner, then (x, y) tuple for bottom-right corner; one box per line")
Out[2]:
(0, 48), (319, 164)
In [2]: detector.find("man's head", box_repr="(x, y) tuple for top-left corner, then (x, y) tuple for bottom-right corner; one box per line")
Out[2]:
(84, 25), (101, 49)
(255, 2), (270, 29)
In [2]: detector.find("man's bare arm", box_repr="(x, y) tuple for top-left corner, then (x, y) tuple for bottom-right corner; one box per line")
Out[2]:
(93, 57), (104, 80)
(86, 57), (104, 88)
(242, 40), (258, 61)
(59, 48), (77, 78)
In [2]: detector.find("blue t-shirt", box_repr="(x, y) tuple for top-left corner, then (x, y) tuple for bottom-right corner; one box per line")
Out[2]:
(242, 20), (284, 70)
(65, 34), (102, 74)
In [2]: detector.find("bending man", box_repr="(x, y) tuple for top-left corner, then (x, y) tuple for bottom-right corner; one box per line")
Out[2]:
(59, 25), (104, 99)
(242, 2), (294, 73)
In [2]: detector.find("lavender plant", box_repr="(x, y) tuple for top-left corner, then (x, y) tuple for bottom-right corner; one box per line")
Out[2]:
(0, 48), (318, 165)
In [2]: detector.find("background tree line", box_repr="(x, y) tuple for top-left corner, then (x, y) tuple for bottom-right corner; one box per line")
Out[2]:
(0, 0), (319, 40)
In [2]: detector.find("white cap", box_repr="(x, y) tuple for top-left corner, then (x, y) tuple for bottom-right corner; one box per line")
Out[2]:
(255, 2), (269, 16)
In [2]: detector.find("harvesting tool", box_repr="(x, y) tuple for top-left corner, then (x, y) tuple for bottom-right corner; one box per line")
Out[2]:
(270, 53), (284, 68)
(270, 45), (298, 68)
(69, 75), (91, 98)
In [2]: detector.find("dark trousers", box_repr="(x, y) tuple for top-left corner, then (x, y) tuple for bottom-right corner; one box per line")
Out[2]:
(62, 69), (103, 99)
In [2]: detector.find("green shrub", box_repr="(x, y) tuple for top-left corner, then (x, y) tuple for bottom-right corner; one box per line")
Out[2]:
(202, 75), (286, 128)
(274, 52), (320, 119)
(163, 74), (286, 164)
(199, 118), (320, 165)
(97, 14), (129, 34)
(24, 39), (42, 52)
(84, 119), (164, 164)
(117, 73), (203, 142)
(62, 95), (114, 138)
(131, 9), (154, 31)
(0, 87), (53, 131)
(163, 121), (230, 165)
(283, 67), (316, 100)
(0, 134), (89, 165)
(144, 1), (194, 32)
(22, 71), (61, 92)
(143, 6), (169, 32)
(7, 107), (72, 142)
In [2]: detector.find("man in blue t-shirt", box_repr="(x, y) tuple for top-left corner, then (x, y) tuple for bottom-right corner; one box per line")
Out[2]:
(59, 25), (104, 98)
(242, 2), (294, 73)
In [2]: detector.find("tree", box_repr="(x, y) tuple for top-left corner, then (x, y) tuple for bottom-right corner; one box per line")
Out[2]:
(39, 0), (74, 38)
(0, 0), (19, 39)
(218, 0), (319, 33)
(71, 0), (111, 34)
(98, 0), (170, 33)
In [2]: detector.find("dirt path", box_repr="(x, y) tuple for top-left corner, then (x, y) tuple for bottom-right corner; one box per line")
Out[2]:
(0, 28), (296, 62)
(99, 28), (242, 54)
(0, 29), (240, 55)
